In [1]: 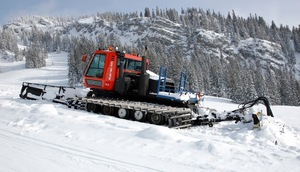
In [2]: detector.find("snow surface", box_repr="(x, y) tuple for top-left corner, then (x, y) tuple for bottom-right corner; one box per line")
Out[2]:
(0, 52), (300, 172)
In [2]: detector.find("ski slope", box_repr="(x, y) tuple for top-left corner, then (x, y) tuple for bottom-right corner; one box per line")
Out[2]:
(0, 52), (300, 172)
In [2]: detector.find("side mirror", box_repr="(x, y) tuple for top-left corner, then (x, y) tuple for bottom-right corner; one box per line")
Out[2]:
(82, 53), (87, 62)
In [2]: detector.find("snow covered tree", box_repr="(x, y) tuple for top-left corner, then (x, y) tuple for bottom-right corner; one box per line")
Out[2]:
(294, 81), (300, 105)
(25, 41), (47, 68)
(43, 31), (53, 52)
(53, 32), (62, 53)
(209, 56), (224, 96)
(244, 70), (258, 101)
(68, 36), (96, 86)
(278, 68), (293, 105)
(61, 35), (71, 52)
(292, 27), (300, 53)
(269, 21), (281, 42)
(253, 63), (268, 97)
(256, 16), (269, 40)
(144, 7), (151, 17)
(279, 25), (295, 65)
(14, 50), (23, 61)
(265, 67), (281, 104)
(1, 29), (19, 54)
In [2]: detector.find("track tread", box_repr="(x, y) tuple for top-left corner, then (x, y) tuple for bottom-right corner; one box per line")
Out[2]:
(69, 97), (192, 129)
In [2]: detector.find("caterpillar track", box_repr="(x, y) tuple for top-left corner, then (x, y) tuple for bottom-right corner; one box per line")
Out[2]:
(67, 97), (193, 129)
(19, 82), (194, 129)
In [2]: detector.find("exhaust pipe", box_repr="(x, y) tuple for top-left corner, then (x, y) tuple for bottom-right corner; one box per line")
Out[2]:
(118, 52), (125, 78)
(139, 55), (149, 96)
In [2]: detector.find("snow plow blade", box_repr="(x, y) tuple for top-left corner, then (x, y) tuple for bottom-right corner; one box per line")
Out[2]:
(19, 82), (79, 104)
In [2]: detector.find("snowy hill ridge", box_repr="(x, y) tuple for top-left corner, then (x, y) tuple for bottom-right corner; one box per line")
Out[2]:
(4, 15), (290, 70)
(65, 16), (290, 70)
(3, 16), (71, 33)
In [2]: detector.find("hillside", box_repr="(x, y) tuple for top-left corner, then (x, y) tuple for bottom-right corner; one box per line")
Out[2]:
(1, 8), (300, 105)
(0, 51), (300, 172)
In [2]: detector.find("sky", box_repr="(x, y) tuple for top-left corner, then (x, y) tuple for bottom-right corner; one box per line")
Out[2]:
(0, 0), (299, 28)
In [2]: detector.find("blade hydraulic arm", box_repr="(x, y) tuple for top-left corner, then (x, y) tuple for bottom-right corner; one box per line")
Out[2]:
(193, 96), (274, 127)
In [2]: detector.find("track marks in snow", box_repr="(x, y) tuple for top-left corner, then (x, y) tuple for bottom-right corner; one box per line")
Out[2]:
(0, 129), (165, 172)
(8, 117), (48, 133)
(136, 126), (195, 142)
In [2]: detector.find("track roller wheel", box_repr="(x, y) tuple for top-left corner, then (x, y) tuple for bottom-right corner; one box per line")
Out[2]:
(117, 108), (130, 119)
(87, 91), (94, 97)
(86, 103), (92, 112)
(102, 106), (114, 115)
(133, 110), (146, 122)
(168, 118), (182, 128)
(87, 103), (100, 113)
(149, 113), (165, 125)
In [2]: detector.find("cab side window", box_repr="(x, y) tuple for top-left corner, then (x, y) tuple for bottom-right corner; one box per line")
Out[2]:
(124, 59), (142, 71)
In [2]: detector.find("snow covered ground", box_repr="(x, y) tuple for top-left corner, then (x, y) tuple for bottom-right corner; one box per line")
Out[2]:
(0, 52), (300, 172)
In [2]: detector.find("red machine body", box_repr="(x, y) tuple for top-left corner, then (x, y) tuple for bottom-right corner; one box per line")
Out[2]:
(83, 49), (149, 92)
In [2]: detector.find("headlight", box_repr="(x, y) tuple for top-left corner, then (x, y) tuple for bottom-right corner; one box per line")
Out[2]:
(86, 80), (102, 86)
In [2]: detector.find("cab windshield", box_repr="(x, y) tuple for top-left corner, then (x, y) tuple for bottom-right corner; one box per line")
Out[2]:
(86, 54), (106, 78)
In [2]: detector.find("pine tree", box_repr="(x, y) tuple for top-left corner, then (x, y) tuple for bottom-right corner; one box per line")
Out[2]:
(292, 27), (300, 53)
(53, 32), (62, 53)
(253, 62), (268, 97)
(14, 49), (23, 61)
(1, 29), (19, 54)
(278, 68), (294, 105)
(25, 41), (47, 68)
(257, 16), (269, 40)
(61, 35), (71, 52)
(68, 37), (96, 86)
(144, 7), (151, 17)
(0, 30), (3, 50)
(270, 21), (281, 42)
(294, 81), (300, 105)
(209, 57), (224, 96)
(244, 70), (258, 100)
(265, 67), (281, 104)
